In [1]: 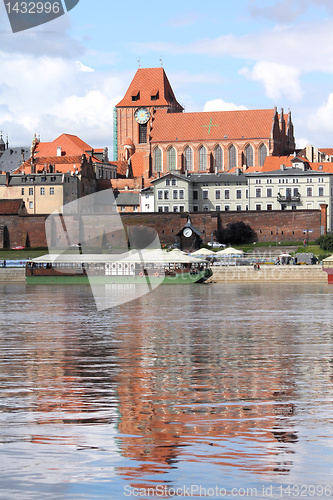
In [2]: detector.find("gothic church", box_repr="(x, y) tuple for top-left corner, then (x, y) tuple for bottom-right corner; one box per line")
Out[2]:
(114, 67), (295, 180)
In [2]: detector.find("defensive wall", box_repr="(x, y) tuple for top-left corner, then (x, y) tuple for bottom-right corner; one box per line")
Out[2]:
(0, 209), (323, 249)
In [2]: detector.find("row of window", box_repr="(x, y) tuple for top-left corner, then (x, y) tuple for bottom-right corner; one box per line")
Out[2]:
(153, 143), (268, 172)
(255, 187), (324, 197)
(194, 189), (244, 200)
(158, 205), (185, 213)
(22, 187), (55, 195)
(255, 177), (326, 184)
(157, 189), (185, 200)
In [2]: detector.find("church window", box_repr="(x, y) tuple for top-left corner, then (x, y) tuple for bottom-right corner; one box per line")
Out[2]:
(184, 146), (193, 171)
(244, 144), (254, 167)
(228, 145), (237, 169)
(167, 146), (177, 171)
(153, 147), (162, 172)
(214, 145), (223, 170)
(259, 144), (268, 166)
(139, 123), (147, 144)
(198, 146), (207, 170)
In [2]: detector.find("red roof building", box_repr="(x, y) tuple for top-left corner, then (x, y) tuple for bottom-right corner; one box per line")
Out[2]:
(114, 67), (295, 180)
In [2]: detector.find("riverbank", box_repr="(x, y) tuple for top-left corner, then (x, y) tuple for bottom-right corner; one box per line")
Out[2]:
(0, 265), (328, 283)
(208, 265), (327, 283)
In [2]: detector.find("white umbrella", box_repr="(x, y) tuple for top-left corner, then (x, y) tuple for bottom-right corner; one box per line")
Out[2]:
(218, 247), (244, 255)
(191, 248), (215, 256)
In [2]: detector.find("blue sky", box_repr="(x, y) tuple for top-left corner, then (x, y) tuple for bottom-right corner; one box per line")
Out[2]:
(1, 0), (333, 154)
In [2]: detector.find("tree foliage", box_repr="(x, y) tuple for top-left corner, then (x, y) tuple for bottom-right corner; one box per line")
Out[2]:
(218, 221), (257, 245)
(315, 234), (333, 252)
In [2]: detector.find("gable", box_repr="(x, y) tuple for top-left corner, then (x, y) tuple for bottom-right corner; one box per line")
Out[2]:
(116, 67), (183, 109)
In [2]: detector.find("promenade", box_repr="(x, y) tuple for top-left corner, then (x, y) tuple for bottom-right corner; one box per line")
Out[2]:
(0, 265), (328, 283)
(209, 264), (327, 283)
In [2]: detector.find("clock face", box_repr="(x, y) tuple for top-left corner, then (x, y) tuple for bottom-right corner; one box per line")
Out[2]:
(183, 227), (193, 238)
(134, 108), (150, 124)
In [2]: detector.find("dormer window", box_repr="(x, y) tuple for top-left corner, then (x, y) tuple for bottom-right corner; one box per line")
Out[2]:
(131, 91), (140, 102)
(151, 90), (159, 101)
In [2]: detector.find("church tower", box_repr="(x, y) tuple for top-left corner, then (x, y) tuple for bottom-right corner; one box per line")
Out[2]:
(115, 67), (183, 177)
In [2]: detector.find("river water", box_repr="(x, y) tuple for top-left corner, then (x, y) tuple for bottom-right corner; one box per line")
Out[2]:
(1, 282), (333, 499)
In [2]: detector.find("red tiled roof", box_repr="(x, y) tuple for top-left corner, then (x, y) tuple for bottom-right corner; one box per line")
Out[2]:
(130, 151), (147, 177)
(319, 148), (333, 157)
(124, 137), (134, 146)
(15, 155), (84, 174)
(0, 199), (23, 215)
(310, 162), (333, 173)
(150, 108), (276, 143)
(116, 67), (183, 109)
(34, 134), (91, 157)
(258, 155), (333, 173)
(260, 156), (294, 171)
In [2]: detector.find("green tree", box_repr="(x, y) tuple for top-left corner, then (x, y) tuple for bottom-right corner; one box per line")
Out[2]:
(218, 221), (257, 245)
(315, 234), (333, 252)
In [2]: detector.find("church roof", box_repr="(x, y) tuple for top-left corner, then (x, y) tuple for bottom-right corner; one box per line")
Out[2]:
(116, 67), (183, 109)
(150, 108), (277, 143)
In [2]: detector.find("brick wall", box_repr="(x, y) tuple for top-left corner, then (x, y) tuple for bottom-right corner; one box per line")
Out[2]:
(0, 209), (322, 249)
(0, 214), (47, 248)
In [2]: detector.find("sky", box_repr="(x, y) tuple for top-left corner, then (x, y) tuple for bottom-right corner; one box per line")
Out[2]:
(1, 0), (333, 157)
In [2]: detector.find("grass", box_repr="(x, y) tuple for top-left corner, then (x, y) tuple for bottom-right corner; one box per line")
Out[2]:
(0, 248), (48, 259)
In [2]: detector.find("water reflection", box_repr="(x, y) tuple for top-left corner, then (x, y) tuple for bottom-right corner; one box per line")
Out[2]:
(1, 283), (333, 498)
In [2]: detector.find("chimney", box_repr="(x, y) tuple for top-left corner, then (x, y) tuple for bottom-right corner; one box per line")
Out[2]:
(57, 146), (62, 157)
(280, 164), (286, 170)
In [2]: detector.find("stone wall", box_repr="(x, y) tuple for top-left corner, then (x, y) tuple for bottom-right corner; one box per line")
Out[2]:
(0, 209), (323, 249)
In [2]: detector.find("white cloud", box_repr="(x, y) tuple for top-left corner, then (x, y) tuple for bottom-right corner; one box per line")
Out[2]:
(0, 52), (125, 150)
(308, 93), (333, 138)
(203, 99), (248, 112)
(0, 2), (84, 58)
(240, 61), (302, 102)
(135, 19), (333, 76)
(75, 61), (94, 72)
(248, 0), (333, 22)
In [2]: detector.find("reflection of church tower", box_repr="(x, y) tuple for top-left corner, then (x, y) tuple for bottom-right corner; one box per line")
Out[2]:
(114, 67), (183, 177)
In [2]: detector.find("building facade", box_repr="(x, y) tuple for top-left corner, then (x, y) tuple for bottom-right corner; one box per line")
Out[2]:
(114, 67), (295, 180)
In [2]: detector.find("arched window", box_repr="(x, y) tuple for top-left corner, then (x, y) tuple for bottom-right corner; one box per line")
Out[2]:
(228, 144), (237, 169)
(244, 144), (254, 168)
(259, 144), (268, 166)
(198, 146), (207, 171)
(184, 146), (193, 171)
(214, 145), (223, 171)
(153, 146), (162, 172)
(167, 146), (176, 171)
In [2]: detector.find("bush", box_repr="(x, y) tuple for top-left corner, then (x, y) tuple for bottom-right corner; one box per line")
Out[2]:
(218, 221), (257, 245)
(315, 234), (333, 252)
